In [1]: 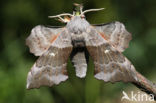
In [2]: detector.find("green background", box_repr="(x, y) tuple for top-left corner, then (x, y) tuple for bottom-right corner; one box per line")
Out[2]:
(0, 0), (156, 103)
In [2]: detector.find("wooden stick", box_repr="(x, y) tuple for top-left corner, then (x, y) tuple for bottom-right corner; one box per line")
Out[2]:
(131, 70), (156, 100)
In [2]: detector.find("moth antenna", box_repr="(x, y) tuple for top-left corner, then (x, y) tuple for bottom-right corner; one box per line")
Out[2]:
(57, 16), (67, 23)
(48, 13), (73, 23)
(48, 13), (73, 18)
(80, 5), (83, 13)
(82, 8), (105, 15)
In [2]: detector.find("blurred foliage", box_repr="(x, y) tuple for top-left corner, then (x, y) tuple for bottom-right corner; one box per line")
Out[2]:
(0, 0), (156, 103)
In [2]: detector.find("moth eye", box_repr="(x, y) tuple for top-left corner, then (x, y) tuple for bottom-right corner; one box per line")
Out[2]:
(81, 15), (85, 19)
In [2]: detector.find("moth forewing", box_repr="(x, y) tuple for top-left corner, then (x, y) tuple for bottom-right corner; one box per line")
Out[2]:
(85, 26), (136, 83)
(26, 25), (63, 56)
(26, 29), (73, 89)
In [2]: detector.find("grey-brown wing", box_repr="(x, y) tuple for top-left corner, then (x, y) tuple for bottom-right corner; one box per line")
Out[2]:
(93, 21), (132, 52)
(70, 47), (89, 78)
(26, 29), (72, 89)
(26, 25), (63, 56)
(85, 28), (137, 83)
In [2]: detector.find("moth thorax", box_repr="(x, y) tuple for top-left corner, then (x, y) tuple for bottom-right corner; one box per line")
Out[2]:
(66, 16), (90, 33)
(71, 33), (85, 47)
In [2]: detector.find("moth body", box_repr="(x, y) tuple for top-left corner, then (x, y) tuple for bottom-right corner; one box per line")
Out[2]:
(67, 16), (89, 47)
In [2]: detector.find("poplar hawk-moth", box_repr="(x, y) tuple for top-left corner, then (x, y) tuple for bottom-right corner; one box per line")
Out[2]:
(26, 4), (137, 89)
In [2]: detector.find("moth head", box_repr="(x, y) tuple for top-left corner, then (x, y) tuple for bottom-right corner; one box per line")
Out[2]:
(73, 3), (83, 16)
(48, 3), (104, 23)
(73, 3), (85, 18)
(73, 3), (104, 18)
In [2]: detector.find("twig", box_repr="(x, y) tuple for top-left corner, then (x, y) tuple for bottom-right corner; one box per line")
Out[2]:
(131, 70), (156, 100)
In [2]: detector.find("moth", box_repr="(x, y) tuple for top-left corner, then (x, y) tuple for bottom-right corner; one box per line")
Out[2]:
(26, 4), (137, 89)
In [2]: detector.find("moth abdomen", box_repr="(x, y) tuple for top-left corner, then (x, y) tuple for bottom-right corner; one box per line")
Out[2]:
(71, 34), (85, 47)
(72, 38), (85, 47)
